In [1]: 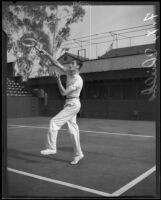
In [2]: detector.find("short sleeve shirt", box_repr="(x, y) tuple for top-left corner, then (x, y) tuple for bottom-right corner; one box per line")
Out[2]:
(66, 74), (83, 98)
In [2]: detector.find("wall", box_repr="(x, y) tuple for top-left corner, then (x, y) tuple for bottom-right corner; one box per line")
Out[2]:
(39, 98), (155, 121)
(81, 100), (155, 120)
(7, 96), (40, 118)
(41, 77), (156, 121)
(7, 63), (14, 78)
(44, 100), (65, 116)
(25, 66), (156, 121)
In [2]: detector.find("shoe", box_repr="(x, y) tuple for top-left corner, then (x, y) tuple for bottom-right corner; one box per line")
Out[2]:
(70, 154), (84, 165)
(40, 148), (57, 155)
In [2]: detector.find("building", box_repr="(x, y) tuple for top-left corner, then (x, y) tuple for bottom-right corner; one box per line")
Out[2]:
(24, 44), (156, 120)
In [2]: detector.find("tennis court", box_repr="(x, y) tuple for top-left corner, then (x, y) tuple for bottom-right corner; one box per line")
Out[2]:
(6, 117), (156, 198)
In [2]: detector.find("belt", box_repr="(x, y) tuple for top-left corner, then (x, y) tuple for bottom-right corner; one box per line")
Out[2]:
(66, 97), (79, 99)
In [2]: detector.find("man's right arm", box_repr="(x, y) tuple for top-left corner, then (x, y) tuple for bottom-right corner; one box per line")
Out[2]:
(40, 49), (67, 74)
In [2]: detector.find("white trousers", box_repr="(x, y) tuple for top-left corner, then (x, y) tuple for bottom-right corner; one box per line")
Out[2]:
(46, 99), (83, 156)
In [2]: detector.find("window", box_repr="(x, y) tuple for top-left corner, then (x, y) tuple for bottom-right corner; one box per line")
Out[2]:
(63, 56), (68, 61)
(48, 85), (64, 100)
(85, 82), (108, 99)
(122, 83), (136, 100)
(109, 84), (122, 100)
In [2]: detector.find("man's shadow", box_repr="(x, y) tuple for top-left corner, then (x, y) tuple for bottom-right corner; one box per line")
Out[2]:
(7, 147), (73, 164)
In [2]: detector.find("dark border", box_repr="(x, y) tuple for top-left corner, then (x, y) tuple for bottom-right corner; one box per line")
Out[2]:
(155, 2), (160, 198)
(2, 26), (7, 199)
(2, 1), (160, 199)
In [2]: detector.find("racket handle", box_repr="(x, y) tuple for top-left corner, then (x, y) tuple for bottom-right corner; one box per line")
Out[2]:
(34, 46), (44, 54)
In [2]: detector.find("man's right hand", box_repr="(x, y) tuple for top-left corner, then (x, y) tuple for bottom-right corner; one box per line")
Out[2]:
(38, 49), (66, 74)
(53, 71), (60, 79)
(39, 49), (48, 56)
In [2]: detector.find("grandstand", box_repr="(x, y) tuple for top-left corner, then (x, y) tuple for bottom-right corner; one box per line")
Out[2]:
(7, 78), (32, 97)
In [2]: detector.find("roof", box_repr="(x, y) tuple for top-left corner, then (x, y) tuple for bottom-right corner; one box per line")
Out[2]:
(58, 52), (89, 62)
(80, 44), (156, 74)
(7, 44), (156, 75)
(99, 43), (155, 59)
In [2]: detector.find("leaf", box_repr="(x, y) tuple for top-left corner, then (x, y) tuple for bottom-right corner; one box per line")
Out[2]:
(13, 6), (22, 14)
(49, 5), (57, 11)
(63, 7), (70, 14)
(17, 18), (24, 27)
(23, 18), (32, 26)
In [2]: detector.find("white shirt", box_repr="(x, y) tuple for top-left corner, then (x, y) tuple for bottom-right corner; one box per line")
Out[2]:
(66, 74), (83, 98)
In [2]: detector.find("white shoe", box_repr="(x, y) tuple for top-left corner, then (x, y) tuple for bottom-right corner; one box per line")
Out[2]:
(70, 154), (84, 165)
(40, 149), (57, 155)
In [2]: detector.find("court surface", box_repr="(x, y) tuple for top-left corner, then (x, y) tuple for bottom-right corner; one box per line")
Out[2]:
(7, 117), (156, 198)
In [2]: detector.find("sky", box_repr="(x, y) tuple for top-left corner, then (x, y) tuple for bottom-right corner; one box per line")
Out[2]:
(61, 5), (156, 59)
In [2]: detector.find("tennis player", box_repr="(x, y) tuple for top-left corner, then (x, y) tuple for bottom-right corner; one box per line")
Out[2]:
(40, 50), (84, 165)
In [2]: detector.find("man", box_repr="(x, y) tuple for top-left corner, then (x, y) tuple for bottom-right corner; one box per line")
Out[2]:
(40, 50), (84, 165)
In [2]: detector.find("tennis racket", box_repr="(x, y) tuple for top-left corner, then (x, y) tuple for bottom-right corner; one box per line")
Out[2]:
(21, 38), (56, 76)
(21, 38), (43, 54)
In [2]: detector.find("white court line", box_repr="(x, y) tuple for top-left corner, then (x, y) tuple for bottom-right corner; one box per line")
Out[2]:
(8, 125), (47, 129)
(7, 168), (112, 197)
(111, 166), (156, 197)
(8, 124), (155, 138)
(7, 166), (156, 197)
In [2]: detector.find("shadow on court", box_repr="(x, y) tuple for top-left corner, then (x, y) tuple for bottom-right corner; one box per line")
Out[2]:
(8, 148), (71, 164)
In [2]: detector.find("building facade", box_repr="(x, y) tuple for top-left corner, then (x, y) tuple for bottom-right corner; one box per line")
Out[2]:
(24, 44), (156, 120)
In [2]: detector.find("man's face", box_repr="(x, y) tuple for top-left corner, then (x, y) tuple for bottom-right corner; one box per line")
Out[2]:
(68, 60), (79, 75)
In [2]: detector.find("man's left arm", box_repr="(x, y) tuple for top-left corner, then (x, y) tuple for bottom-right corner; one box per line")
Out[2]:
(55, 73), (77, 96)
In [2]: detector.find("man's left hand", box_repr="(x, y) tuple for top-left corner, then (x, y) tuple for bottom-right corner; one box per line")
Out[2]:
(53, 71), (60, 79)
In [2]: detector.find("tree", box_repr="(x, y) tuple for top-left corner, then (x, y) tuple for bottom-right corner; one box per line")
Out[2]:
(2, 3), (85, 80)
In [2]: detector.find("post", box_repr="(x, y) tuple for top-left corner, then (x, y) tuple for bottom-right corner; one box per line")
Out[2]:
(96, 44), (98, 58)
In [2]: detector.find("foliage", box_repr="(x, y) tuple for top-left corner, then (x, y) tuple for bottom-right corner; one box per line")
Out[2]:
(2, 3), (85, 80)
